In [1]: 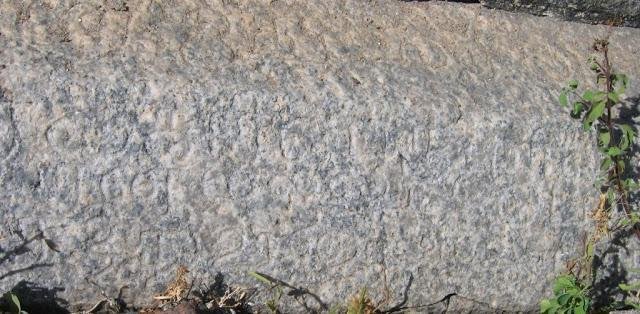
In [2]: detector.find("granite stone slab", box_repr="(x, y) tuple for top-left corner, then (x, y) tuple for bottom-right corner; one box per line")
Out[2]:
(1, 0), (640, 312)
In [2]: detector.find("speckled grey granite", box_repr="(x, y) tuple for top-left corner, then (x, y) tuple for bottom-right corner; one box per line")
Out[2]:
(1, 0), (640, 312)
(481, 0), (640, 28)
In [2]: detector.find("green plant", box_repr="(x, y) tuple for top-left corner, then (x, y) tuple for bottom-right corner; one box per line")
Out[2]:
(248, 271), (284, 314)
(541, 275), (590, 314)
(558, 39), (637, 224)
(542, 37), (640, 313)
(2, 292), (27, 314)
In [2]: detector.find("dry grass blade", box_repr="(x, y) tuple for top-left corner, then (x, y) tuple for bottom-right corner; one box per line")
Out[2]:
(590, 193), (611, 241)
(153, 265), (190, 303)
(205, 287), (248, 310)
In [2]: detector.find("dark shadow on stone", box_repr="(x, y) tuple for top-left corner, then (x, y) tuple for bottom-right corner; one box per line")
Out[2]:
(0, 281), (69, 314)
(584, 94), (640, 312)
(0, 234), (40, 267)
(0, 263), (54, 280)
(0, 231), (60, 268)
(617, 94), (640, 207)
(590, 228), (635, 311)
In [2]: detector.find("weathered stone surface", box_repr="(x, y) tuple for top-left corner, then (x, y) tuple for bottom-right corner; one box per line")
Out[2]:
(1, 0), (639, 312)
(481, 0), (640, 28)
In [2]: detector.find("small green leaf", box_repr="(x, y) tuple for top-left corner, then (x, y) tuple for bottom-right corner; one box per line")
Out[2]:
(621, 124), (636, 137)
(621, 283), (635, 291)
(568, 80), (579, 90)
(626, 300), (640, 310)
(557, 293), (571, 306)
(559, 92), (568, 107)
(600, 156), (613, 171)
(572, 102), (584, 116)
(594, 91), (607, 102)
(5, 292), (21, 314)
(613, 73), (629, 94)
(248, 271), (276, 286)
(582, 90), (596, 102)
(10, 293), (20, 307)
(554, 275), (577, 294)
(545, 301), (560, 314)
(583, 101), (606, 130)
(541, 299), (554, 313)
(588, 56), (600, 72)
(582, 90), (606, 103)
(623, 180), (632, 189)
(607, 147), (623, 157)
(598, 131), (611, 148)
(624, 179), (640, 191)
(620, 282), (640, 291)
(608, 92), (620, 103)
(620, 124), (636, 151)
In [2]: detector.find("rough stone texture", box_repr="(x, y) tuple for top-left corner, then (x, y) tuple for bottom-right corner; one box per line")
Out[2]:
(0, 0), (639, 312)
(480, 0), (640, 28)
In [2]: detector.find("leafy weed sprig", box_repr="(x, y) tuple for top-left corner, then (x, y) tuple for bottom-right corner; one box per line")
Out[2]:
(542, 38), (640, 314)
